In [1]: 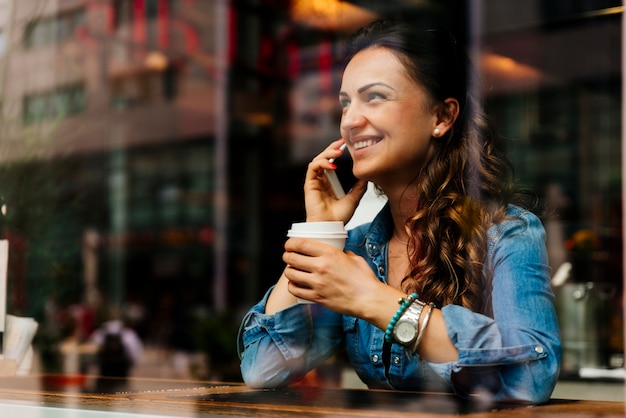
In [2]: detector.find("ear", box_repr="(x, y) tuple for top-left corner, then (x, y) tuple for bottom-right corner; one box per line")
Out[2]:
(432, 98), (460, 137)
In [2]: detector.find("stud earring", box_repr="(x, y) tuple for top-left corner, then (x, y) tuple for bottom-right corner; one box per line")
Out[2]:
(433, 128), (441, 137)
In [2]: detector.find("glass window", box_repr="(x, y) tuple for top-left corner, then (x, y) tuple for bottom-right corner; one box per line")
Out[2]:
(481, 2), (622, 380)
(0, 0), (622, 403)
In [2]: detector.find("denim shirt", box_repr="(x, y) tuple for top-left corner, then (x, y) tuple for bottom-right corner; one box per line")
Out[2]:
(238, 204), (561, 404)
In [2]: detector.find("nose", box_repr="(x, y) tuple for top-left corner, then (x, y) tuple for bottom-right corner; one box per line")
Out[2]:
(340, 103), (366, 133)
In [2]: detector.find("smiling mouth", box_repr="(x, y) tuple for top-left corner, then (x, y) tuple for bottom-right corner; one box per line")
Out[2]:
(353, 138), (380, 150)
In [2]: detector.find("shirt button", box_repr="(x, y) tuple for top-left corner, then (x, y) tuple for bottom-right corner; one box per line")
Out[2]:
(534, 346), (544, 354)
(378, 266), (385, 275)
(393, 356), (400, 365)
(372, 354), (379, 363)
(368, 243), (377, 251)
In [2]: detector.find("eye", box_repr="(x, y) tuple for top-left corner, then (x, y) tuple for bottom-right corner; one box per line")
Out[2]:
(367, 92), (386, 102)
(339, 98), (350, 109)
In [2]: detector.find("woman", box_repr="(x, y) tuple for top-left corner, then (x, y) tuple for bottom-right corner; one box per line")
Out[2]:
(238, 19), (561, 404)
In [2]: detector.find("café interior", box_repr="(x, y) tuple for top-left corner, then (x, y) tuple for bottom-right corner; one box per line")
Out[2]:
(0, 0), (623, 416)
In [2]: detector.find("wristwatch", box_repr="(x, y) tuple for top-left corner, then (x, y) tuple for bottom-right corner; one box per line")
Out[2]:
(392, 299), (426, 345)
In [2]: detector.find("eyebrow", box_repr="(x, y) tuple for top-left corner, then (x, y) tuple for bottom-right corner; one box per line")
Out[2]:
(339, 82), (395, 97)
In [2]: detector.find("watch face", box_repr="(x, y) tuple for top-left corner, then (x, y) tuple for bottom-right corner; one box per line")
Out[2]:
(395, 321), (417, 343)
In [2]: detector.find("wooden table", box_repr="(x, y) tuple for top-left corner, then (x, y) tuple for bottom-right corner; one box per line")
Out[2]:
(0, 374), (622, 417)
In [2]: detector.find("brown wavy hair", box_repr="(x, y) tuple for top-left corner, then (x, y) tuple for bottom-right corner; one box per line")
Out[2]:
(346, 20), (527, 312)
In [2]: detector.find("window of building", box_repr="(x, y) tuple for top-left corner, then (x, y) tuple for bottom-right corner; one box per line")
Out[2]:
(23, 84), (85, 124)
(23, 8), (85, 49)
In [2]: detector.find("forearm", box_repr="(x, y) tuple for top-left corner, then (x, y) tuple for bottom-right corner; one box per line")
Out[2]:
(265, 271), (298, 315)
(414, 308), (458, 363)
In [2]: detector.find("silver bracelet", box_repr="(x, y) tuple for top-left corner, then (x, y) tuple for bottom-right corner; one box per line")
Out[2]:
(411, 302), (435, 354)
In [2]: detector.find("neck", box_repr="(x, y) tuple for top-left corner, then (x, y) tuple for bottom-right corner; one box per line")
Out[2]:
(382, 184), (419, 245)
(392, 232), (408, 245)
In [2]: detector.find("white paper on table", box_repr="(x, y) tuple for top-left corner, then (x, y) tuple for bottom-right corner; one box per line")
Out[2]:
(4, 315), (38, 366)
(15, 345), (34, 376)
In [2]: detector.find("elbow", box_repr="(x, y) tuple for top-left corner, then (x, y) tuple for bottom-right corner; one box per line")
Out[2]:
(452, 356), (560, 405)
(529, 341), (561, 404)
(239, 351), (276, 388)
(238, 322), (311, 388)
(241, 368), (281, 389)
(240, 363), (305, 389)
(500, 356), (561, 405)
(530, 358), (561, 404)
(240, 351), (306, 389)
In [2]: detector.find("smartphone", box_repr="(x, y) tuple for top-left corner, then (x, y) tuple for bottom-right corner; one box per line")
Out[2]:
(324, 144), (356, 199)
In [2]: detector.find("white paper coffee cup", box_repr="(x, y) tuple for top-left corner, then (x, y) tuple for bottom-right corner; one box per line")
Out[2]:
(287, 221), (347, 303)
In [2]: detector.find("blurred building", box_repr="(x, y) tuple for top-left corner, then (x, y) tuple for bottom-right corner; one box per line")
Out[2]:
(0, 0), (220, 317)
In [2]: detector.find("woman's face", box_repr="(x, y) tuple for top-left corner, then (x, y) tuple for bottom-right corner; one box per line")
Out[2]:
(339, 46), (439, 188)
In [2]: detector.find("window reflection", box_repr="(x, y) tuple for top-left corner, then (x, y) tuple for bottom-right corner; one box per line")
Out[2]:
(0, 0), (621, 400)
(482, 2), (622, 378)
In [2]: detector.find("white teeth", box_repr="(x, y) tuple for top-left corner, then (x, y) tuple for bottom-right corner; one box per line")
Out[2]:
(354, 139), (377, 150)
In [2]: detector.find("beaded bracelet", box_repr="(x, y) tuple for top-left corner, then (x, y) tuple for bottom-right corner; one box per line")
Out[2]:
(384, 293), (418, 343)
(411, 302), (435, 354)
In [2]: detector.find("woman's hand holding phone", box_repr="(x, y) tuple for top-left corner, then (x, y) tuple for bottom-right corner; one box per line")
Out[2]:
(304, 139), (367, 223)
(324, 143), (347, 199)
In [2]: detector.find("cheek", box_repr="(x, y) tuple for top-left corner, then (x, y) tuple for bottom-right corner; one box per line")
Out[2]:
(392, 113), (436, 160)
(397, 105), (436, 139)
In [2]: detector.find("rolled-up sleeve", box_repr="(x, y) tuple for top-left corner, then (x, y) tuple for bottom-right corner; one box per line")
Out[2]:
(238, 287), (344, 388)
(426, 210), (562, 404)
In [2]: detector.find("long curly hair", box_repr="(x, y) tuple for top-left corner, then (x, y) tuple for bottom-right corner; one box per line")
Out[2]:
(345, 20), (526, 312)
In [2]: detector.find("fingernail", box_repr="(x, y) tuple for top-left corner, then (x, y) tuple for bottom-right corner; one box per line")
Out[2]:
(329, 163), (337, 169)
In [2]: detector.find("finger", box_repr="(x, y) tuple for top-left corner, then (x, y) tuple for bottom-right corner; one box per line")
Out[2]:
(325, 138), (346, 162)
(286, 276), (315, 301)
(346, 179), (368, 201)
(284, 265), (307, 282)
(311, 139), (345, 164)
(305, 160), (330, 183)
(347, 178), (368, 194)
(285, 237), (330, 258)
(284, 266), (315, 296)
(283, 245), (316, 275)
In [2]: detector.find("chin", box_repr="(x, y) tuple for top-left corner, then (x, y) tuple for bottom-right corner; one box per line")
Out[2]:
(354, 172), (379, 186)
